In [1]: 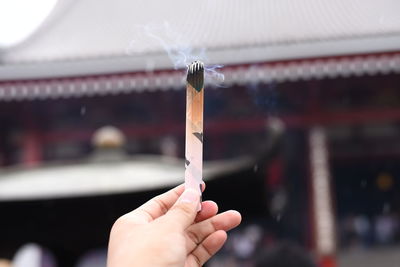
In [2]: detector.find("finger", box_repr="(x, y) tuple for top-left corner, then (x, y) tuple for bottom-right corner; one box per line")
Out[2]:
(195, 201), (218, 223)
(186, 210), (241, 252)
(187, 230), (227, 267)
(126, 183), (205, 224)
(162, 188), (200, 230)
(125, 184), (184, 224)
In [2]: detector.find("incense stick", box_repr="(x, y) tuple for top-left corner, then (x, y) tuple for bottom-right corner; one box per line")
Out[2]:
(185, 61), (204, 210)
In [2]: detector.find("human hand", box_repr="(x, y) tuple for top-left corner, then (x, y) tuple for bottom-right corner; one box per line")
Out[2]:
(107, 183), (241, 267)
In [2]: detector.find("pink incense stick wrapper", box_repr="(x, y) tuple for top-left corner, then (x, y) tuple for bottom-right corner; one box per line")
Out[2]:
(185, 61), (204, 211)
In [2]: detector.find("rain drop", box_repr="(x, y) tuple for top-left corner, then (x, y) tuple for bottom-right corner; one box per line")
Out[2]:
(253, 164), (258, 173)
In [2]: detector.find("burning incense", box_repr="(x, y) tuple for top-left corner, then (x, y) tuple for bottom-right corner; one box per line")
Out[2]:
(185, 61), (204, 209)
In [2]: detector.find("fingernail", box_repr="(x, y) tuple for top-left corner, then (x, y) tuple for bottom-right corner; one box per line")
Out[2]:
(201, 182), (205, 191)
(179, 189), (199, 204)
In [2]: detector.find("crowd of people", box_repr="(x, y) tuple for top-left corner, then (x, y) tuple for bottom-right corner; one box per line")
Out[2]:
(207, 224), (315, 267)
(339, 213), (400, 249)
(0, 196), (315, 267)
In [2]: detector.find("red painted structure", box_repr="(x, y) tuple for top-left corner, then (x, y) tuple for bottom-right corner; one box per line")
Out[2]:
(1, 51), (400, 266)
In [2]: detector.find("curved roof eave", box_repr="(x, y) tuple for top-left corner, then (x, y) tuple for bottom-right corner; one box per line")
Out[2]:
(0, 0), (399, 80)
(1, 33), (400, 81)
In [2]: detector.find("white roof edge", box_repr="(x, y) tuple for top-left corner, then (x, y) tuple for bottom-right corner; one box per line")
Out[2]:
(0, 52), (399, 101)
(1, 34), (400, 81)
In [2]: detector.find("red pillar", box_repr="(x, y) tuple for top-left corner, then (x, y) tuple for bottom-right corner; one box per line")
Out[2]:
(22, 129), (42, 167)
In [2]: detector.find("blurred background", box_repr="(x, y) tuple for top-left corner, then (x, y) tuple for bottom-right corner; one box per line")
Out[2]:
(1, 0), (400, 266)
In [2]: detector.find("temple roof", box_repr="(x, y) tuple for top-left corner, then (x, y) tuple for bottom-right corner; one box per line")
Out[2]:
(1, 0), (400, 81)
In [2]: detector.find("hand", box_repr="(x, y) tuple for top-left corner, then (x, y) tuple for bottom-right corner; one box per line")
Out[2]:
(107, 183), (241, 267)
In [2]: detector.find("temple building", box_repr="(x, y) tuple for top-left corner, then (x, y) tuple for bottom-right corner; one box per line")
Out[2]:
(1, 1), (400, 266)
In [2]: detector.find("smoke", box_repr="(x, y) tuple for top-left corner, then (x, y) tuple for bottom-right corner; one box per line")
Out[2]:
(203, 64), (225, 87)
(126, 21), (224, 86)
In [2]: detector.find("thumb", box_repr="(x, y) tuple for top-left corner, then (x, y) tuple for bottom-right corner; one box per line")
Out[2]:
(164, 188), (200, 230)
